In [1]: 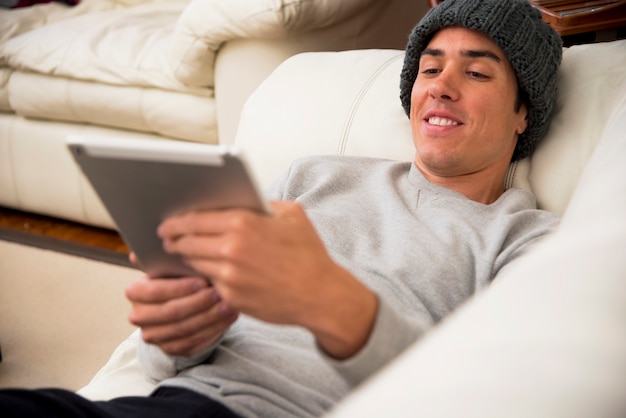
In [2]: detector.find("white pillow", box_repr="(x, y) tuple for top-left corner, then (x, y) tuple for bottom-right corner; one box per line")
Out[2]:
(235, 49), (413, 189)
(1, 2), (202, 94)
(529, 39), (626, 215)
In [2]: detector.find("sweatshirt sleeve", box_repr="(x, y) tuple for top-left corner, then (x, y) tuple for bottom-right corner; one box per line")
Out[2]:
(318, 297), (433, 387)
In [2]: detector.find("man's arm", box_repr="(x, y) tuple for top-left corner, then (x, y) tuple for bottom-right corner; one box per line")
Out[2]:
(156, 201), (379, 360)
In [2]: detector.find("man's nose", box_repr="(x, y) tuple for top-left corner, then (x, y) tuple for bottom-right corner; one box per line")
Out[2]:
(428, 70), (460, 101)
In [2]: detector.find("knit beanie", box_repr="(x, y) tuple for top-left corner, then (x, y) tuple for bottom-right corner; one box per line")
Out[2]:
(400, 0), (562, 161)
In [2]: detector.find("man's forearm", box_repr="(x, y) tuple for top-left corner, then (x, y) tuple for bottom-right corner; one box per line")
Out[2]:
(300, 265), (379, 360)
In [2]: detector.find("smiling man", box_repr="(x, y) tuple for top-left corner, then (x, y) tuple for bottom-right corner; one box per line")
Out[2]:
(410, 27), (529, 203)
(0, 1), (564, 418)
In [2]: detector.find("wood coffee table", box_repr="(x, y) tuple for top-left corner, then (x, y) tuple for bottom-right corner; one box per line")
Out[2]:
(531, 0), (626, 44)
(427, 0), (626, 46)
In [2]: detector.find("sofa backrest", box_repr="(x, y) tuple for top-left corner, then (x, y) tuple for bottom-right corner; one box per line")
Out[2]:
(528, 39), (626, 215)
(235, 39), (626, 217)
(210, 0), (429, 144)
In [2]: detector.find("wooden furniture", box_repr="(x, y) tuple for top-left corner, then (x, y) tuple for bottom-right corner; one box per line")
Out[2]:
(427, 0), (626, 45)
(532, 0), (626, 43)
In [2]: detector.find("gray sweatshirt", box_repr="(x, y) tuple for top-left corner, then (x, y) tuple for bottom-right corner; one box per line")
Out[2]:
(138, 156), (559, 418)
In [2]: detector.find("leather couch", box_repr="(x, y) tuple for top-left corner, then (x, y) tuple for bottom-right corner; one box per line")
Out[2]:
(0, 0), (427, 228)
(75, 38), (626, 416)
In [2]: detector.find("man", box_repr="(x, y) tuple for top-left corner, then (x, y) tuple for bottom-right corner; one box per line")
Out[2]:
(0, 0), (562, 417)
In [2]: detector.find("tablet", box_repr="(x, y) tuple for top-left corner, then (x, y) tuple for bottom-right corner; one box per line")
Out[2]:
(67, 135), (271, 278)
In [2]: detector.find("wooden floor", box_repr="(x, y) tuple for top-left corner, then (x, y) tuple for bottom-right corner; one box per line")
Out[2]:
(0, 206), (129, 254)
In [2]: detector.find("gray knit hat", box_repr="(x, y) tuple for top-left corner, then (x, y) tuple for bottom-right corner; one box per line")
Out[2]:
(400, 0), (562, 161)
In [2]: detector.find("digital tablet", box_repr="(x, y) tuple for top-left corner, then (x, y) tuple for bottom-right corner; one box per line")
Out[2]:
(67, 135), (271, 278)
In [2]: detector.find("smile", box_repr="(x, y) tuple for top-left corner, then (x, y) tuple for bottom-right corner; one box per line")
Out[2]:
(427, 117), (459, 127)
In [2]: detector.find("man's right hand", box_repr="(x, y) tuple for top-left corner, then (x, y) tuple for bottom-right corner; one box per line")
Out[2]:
(125, 276), (239, 357)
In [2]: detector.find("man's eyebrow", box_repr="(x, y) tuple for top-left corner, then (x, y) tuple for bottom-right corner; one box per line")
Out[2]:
(420, 48), (502, 63)
(421, 48), (443, 57)
(461, 49), (502, 63)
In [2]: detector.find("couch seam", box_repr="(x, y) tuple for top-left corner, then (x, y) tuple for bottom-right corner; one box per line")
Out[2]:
(337, 52), (405, 156)
(6, 116), (21, 208)
(504, 160), (517, 190)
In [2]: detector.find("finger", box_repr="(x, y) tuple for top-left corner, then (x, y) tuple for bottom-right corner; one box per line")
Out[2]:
(142, 299), (237, 344)
(154, 309), (239, 357)
(269, 200), (304, 218)
(158, 211), (231, 239)
(162, 234), (228, 260)
(128, 286), (219, 328)
(158, 209), (266, 241)
(125, 276), (209, 305)
(129, 252), (140, 267)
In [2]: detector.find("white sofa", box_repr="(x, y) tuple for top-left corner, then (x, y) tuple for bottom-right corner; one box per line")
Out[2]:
(76, 38), (626, 416)
(0, 0), (427, 228)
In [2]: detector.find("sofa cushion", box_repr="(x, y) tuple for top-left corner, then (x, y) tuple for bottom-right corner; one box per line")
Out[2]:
(1, 1), (198, 93)
(235, 49), (412, 189)
(6, 71), (216, 143)
(559, 80), (626, 230)
(0, 0), (120, 49)
(528, 39), (626, 215)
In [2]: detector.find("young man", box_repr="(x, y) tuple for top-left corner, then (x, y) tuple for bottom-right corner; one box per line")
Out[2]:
(0, 0), (563, 417)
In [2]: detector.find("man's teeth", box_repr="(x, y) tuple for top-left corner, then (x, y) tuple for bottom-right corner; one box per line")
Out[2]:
(428, 117), (459, 126)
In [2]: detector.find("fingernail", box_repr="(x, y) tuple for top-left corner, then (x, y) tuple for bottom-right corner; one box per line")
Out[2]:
(189, 280), (201, 292)
(211, 289), (222, 303)
(219, 300), (233, 316)
(162, 239), (172, 253)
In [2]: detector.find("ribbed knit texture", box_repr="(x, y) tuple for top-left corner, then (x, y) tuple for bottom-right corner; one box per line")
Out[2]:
(400, 0), (562, 161)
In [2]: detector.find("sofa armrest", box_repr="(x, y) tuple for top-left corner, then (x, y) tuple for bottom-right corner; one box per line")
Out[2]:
(170, 0), (428, 87)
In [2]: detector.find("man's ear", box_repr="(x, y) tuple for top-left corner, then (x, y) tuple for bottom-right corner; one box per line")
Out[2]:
(516, 104), (528, 135)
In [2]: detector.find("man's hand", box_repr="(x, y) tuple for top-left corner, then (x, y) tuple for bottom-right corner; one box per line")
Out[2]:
(157, 201), (378, 360)
(125, 276), (238, 357)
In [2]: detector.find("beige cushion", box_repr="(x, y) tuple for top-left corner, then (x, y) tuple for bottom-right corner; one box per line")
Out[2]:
(235, 49), (412, 189)
(529, 39), (626, 215)
(1, 2), (192, 92)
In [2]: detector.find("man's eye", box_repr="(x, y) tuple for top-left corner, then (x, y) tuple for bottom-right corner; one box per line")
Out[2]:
(468, 71), (489, 79)
(421, 68), (440, 75)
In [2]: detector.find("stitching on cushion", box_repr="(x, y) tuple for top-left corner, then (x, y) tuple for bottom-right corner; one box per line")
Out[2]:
(504, 160), (517, 191)
(5, 117), (21, 208)
(337, 52), (405, 156)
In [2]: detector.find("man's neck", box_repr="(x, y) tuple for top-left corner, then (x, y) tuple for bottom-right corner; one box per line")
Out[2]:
(417, 165), (508, 204)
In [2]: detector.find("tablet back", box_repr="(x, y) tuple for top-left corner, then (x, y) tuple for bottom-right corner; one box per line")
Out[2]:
(67, 136), (269, 278)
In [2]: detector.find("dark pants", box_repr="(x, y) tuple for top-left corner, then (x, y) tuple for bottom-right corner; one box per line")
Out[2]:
(0, 386), (242, 418)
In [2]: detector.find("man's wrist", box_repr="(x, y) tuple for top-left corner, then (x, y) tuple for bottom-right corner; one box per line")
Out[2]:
(306, 268), (379, 360)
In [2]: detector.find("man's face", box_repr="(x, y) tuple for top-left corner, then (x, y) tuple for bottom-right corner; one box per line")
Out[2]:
(410, 27), (528, 178)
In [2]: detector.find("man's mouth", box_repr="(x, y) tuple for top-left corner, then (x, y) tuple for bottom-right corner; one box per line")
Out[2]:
(427, 117), (459, 127)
